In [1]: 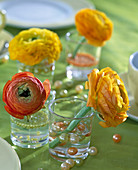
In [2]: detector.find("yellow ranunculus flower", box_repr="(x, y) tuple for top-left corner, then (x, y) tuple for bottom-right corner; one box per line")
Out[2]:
(85, 67), (129, 127)
(75, 8), (113, 47)
(9, 28), (62, 66)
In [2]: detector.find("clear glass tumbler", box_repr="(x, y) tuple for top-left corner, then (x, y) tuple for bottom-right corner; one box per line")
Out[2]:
(65, 31), (102, 81)
(48, 97), (94, 161)
(17, 58), (55, 85)
(10, 91), (55, 149)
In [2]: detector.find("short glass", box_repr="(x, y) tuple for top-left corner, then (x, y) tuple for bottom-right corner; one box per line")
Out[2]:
(10, 91), (55, 149)
(48, 97), (94, 161)
(65, 31), (102, 81)
(17, 58), (55, 85)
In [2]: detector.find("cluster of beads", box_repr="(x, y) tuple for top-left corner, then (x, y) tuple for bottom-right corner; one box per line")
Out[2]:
(49, 120), (91, 147)
(53, 79), (85, 98)
(60, 146), (98, 169)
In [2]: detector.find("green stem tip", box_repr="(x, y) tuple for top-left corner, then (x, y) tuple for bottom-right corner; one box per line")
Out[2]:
(72, 36), (86, 59)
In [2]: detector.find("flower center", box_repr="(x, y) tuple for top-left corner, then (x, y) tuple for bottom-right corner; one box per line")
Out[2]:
(18, 84), (31, 98)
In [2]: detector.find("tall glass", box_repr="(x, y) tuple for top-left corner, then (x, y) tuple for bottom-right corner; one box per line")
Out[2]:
(48, 97), (94, 161)
(10, 91), (55, 149)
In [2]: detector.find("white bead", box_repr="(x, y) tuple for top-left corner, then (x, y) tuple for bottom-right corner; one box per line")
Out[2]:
(88, 146), (98, 156)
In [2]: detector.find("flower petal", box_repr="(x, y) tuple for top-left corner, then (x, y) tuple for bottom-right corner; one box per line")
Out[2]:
(85, 67), (129, 128)
(3, 72), (49, 119)
(43, 79), (51, 101)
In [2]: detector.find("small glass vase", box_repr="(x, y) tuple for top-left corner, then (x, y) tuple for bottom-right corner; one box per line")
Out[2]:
(65, 31), (102, 81)
(10, 91), (55, 149)
(17, 58), (55, 85)
(48, 97), (94, 161)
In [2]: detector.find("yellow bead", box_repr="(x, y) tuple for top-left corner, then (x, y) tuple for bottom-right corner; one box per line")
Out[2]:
(69, 133), (79, 144)
(61, 162), (70, 170)
(54, 80), (62, 89)
(65, 159), (75, 168)
(75, 85), (84, 94)
(88, 146), (98, 156)
(59, 89), (68, 97)
(59, 133), (69, 143)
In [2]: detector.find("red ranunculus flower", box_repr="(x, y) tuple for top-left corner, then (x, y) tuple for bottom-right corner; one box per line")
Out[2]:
(3, 72), (51, 119)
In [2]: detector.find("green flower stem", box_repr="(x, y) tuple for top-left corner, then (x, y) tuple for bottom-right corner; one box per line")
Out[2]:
(72, 36), (86, 58)
(49, 105), (91, 149)
(49, 137), (60, 149)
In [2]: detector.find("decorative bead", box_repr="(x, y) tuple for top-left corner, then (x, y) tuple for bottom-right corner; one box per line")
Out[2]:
(65, 159), (75, 168)
(75, 85), (84, 94)
(75, 158), (83, 166)
(63, 120), (70, 126)
(54, 80), (62, 89)
(69, 133), (79, 144)
(85, 131), (91, 137)
(61, 126), (67, 131)
(77, 124), (85, 131)
(59, 133), (69, 143)
(67, 147), (78, 155)
(65, 80), (73, 88)
(61, 162), (70, 170)
(55, 121), (64, 128)
(88, 146), (98, 156)
(59, 89), (68, 97)
(52, 123), (61, 132)
(113, 134), (121, 143)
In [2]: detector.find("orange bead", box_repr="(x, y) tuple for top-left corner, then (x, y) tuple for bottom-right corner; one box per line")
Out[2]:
(113, 134), (121, 143)
(55, 121), (64, 128)
(67, 147), (78, 155)
(61, 162), (70, 170)
(77, 124), (85, 131)
(61, 126), (67, 131)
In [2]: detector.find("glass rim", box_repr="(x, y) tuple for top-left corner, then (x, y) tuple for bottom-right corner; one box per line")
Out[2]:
(48, 97), (94, 120)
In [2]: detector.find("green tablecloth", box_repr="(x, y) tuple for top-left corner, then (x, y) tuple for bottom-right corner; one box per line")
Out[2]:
(0, 0), (138, 169)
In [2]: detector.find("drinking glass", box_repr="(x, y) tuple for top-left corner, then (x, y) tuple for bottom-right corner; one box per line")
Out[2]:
(48, 97), (94, 161)
(10, 91), (55, 149)
(65, 31), (102, 81)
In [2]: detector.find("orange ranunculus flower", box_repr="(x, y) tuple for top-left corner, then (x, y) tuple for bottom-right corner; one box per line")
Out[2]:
(75, 8), (113, 47)
(3, 72), (51, 119)
(85, 67), (129, 127)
